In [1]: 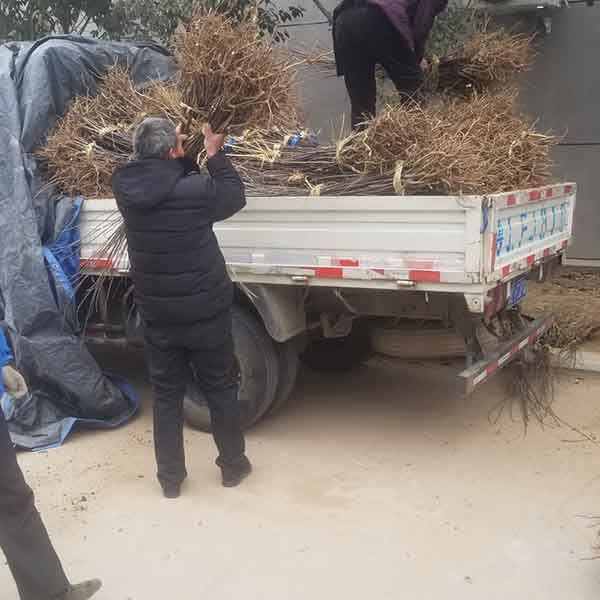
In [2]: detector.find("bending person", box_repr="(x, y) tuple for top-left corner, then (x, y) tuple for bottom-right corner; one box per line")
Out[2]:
(333, 0), (447, 128)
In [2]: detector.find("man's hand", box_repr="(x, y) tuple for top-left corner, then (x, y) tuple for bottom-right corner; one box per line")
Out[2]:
(170, 124), (188, 159)
(2, 366), (28, 399)
(420, 58), (429, 72)
(203, 124), (225, 159)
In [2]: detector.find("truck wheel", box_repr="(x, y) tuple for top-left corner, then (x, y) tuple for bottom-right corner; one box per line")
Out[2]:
(370, 323), (498, 359)
(183, 306), (280, 432)
(300, 322), (373, 372)
(371, 326), (466, 359)
(266, 340), (300, 416)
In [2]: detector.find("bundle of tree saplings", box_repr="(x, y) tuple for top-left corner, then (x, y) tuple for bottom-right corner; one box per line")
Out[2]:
(229, 91), (556, 197)
(174, 9), (299, 133)
(428, 29), (535, 96)
(40, 10), (552, 200)
(38, 68), (190, 197)
(38, 8), (300, 198)
(524, 271), (600, 353)
(337, 91), (555, 194)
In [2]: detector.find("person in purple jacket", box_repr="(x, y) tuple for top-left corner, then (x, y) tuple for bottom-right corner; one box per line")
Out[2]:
(333, 0), (448, 128)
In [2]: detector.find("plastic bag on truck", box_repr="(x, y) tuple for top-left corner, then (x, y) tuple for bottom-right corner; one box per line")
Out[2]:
(0, 35), (176, 450)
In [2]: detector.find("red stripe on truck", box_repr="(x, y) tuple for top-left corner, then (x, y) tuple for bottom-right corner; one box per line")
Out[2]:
(409, 270), (441, 283)
(529, 190), (542, 202)
(314, 267), (343, 279)
(334, 258), (359, 267)
(486, 362), (498, 376)
(80, 258), (113, 270)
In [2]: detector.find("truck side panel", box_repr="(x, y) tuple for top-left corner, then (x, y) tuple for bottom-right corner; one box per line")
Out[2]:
(80, 195), (482, 286)
(79, 185), (575, 295)
(484, 184), (576, 282)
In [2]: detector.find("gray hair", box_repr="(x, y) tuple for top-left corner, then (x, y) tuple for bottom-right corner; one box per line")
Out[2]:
(133, 117), (177, 160)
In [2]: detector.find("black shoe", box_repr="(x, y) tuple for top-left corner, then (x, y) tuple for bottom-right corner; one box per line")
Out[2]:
(162, 483), (182, 499)
(221, 456), (252, 488)
(56, 579), (102, 600)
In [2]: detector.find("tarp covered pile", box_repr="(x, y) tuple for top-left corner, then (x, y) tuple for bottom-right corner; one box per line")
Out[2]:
(0, 36), (175, 448)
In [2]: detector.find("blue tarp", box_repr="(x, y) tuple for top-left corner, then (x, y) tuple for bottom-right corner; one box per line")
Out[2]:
(0, 327), (13, 397)
(0, 35), (176, 449)
(1, 374), (138, 451)
(0, 205), (140, 450)
(0, 206), (140, 451)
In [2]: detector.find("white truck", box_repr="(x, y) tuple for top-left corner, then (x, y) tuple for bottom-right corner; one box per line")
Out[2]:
(79, 183), (576, 431)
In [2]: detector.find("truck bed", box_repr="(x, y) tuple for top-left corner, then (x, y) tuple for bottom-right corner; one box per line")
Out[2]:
(80, 183), (576, 298)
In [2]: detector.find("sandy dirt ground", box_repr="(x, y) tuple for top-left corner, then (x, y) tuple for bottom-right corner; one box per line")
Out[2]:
(3, 348), (600, 600)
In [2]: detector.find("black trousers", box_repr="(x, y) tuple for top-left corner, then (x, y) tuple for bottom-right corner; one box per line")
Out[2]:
(143, 310), (245, 489)
(334, 4), (423, 128)
(0, 410), (70, 600)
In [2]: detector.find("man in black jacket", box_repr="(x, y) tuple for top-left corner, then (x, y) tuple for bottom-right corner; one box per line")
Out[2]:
(112, 118), (251, 498)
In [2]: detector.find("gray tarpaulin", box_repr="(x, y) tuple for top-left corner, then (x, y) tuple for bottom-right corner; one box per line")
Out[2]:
(0, 35), (177, 449)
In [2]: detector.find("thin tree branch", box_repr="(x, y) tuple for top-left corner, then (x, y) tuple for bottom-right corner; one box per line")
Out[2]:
(309, 0), (332, 24)
(77, 13), (93, 34)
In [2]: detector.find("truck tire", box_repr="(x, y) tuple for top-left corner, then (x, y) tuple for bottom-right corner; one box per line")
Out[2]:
(371, 326), (466, 359)
(183, 306), (280, 432)
(300, 322), (373, 371)
(370, 324), (498, 360)
(266, 340), (300, 416)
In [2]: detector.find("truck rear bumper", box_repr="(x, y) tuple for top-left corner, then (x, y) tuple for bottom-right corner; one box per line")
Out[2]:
(458, 314), (554, 395)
